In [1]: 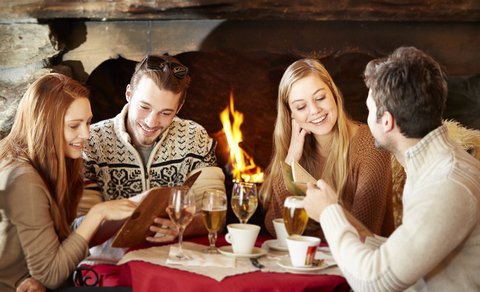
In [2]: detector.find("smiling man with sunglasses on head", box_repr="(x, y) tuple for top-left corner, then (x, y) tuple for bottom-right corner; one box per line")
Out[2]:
(76, 55), (225, 264)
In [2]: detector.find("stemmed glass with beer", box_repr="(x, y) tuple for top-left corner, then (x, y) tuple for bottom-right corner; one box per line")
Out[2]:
(167, 187), (196, 261)
(283, 196), (309, 236)
(201, 190), (227, 254)
(231, 182), (258, 224)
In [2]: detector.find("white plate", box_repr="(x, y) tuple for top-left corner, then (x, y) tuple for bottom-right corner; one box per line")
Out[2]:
(277, 257), (329, 274)
(264, 239), (289, 252)
(218, 246), (268, 259)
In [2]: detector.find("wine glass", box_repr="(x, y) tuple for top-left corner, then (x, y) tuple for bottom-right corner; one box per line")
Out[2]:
(231, 182), (258, 224)
(167, 186), (196, 261)
(201, 190), (227, 254)
(283, 196), (308, 236)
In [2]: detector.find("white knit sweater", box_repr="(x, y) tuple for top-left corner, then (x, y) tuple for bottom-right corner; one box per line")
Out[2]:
(320, 125), (480, 291)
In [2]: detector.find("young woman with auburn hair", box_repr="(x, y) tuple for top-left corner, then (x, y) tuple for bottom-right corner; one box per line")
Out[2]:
(260, 59), (395, 242)
(0, 73), (138, 292)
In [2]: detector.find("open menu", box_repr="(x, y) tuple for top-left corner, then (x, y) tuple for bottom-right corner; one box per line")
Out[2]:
(281, 160), (373, 238)
(110, 171), (202, 248)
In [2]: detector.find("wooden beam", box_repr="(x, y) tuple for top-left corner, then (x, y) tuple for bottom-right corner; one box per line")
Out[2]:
(0, 0), (479, 21)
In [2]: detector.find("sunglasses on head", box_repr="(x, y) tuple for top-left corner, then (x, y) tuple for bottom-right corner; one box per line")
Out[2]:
(135, 55), (189, 79)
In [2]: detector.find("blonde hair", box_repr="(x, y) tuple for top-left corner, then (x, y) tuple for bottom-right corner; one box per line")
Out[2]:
(0, 73), (89, 241)
(260, 59), (354, 208)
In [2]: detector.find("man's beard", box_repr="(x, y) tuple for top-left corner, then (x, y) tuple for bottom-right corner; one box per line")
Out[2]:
(374, 136), (396, 155)
(128, 118), (164, 147)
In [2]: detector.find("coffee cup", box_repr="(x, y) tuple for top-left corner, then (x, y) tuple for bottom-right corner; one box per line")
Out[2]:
(225, 223), (260, 254)
(286, 236), (320, 267)
(272, 218), (288, 247)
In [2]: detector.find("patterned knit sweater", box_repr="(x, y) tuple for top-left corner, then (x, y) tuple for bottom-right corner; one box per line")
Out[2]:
(82, 104), (218, 201)
(79, 104), (225, 264)
(264, 124), (395, 241)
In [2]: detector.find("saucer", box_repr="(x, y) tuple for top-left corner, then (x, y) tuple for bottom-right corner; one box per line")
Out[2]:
(264, 239), (288, 252)
(218, 246), (268, 259)
(277, 257), (329, 274)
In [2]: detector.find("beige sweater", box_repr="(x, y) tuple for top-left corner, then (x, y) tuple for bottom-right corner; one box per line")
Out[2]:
(321, 125), (480, 291)
(0, 160), (89, 291)
(265, 124), (395, 241)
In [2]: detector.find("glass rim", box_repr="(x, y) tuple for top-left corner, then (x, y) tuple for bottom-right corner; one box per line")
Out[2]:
(203, 189), (226, 195)
(234, 182), (256, 187)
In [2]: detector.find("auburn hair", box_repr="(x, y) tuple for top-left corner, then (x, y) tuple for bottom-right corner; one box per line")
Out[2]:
(0, 73), (89, 241)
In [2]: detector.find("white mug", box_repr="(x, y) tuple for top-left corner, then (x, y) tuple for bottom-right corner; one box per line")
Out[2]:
(225, 223), (260, 254)
(272, 218), (288, 247)
(286, 235), (320, 267)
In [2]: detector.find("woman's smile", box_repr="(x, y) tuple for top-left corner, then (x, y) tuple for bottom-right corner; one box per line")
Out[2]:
(289, 75), (338, 138)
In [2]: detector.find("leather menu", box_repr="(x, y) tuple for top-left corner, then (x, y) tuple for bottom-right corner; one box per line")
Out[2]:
(110, 171), (202, 248)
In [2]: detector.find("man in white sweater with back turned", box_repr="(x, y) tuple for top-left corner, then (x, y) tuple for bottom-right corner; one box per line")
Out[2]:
(304, 46), (480, 291)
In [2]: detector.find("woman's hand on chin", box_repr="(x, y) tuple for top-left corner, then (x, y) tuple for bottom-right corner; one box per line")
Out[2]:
(285, 118), (310, 165)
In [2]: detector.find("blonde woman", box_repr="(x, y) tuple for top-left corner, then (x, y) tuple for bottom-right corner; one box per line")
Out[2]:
(0, 74), (137, 291)
(260, 59), (395, 241)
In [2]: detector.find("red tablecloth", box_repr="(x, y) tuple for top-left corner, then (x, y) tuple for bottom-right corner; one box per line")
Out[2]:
(81, 235), (350, 292)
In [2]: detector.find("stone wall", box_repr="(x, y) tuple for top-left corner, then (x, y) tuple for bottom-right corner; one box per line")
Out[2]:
(0, 20), (72, 138)
(1, 0), (480, 141)
(2, 18), (479, 141)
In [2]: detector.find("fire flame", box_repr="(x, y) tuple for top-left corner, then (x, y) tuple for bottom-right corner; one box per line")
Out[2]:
(220, 91), (264, 183)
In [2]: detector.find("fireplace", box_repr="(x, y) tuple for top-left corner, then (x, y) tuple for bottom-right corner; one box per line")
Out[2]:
(1, 1), (480, 234)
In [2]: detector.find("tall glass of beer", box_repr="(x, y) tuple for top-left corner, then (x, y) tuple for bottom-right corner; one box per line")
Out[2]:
(283, 196), (308, 236)
(201, 190), (227, 254)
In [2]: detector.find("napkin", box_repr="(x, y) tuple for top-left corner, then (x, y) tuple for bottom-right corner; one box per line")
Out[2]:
(315, 251), (337, 267)
(118, 242), (260, 281)
(166, 245), (235, 268)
